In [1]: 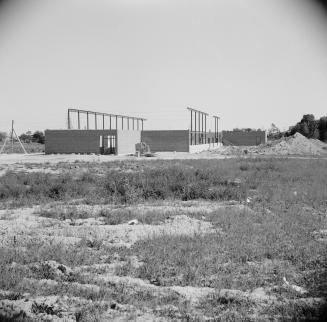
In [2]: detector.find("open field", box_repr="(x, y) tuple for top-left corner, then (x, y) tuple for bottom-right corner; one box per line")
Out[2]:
(0, 157), (326, 321)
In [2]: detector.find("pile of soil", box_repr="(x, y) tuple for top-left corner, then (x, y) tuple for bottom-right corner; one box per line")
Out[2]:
(217, 133), (327, 156)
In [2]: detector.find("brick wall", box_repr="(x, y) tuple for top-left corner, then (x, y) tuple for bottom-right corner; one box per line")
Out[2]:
(45, 130), (116, 154)
(141, 130), (190, 152)
(116, 130), (141, 155)
(222, 130), (267, 146)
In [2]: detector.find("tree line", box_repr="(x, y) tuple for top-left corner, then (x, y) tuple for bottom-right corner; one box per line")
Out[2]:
(268, 114), (327, 141)
(0, 131), (45, 144)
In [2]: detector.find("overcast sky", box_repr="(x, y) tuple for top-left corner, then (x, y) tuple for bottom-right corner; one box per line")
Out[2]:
(0, 0), (327, 133)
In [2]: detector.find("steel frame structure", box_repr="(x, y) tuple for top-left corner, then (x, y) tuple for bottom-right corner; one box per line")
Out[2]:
(67, 108), (146, 131)
(187, 107), (209, 145)
(213, 115), (220, 143)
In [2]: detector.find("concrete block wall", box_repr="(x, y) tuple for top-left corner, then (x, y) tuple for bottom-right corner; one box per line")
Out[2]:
(222, 130), (267, 146)
(45, 130), (116, 154)
(116, 130), (141, 155)
(190, 132), (220, 145)
(141, 130), (190, 152)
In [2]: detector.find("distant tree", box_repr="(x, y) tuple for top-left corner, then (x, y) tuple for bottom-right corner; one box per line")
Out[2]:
(32, 131), (45, 144)
(267, 123), (283, 140)
(318, 117), (327, 142)
(232, 128), (256, 132)
(19, 131), (33, 143)
(300, 122), (310, 137)
(288, 114), (319, 139)
(301, 114), (319, 139)
(0, 131), (7, 142)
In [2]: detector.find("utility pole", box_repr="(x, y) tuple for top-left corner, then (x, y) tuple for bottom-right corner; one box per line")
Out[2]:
(11, 120), (14, 153)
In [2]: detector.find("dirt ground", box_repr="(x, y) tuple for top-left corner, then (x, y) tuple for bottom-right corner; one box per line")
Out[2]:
(0, 201), (245, 321)
(2, 200), (324, 321)
(1, 142), (327, 321)
(1, 198), (325, 321)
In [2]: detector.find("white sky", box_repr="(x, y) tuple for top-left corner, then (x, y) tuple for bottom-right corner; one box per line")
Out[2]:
(0, 0), (327, 134)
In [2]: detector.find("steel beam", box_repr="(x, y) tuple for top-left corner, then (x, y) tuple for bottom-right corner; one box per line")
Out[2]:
(67, 108), (146, 121)
(67, 108), (146, 130)
(186, 107), (209, 116)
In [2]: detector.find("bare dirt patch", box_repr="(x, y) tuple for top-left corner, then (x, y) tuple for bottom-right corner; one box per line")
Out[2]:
(1, 158), (326, 321)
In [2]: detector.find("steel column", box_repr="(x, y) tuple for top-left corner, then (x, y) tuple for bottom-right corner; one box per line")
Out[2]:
(199, 113), (201, 144)
(67, 110), (71, 129)
(201, 114), (203, 144)
(194, 111), (197, 145)
(190, 110), (193, 145)
(205, 115), (207, 143)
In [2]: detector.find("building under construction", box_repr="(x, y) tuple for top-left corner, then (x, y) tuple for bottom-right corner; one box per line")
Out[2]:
(45, 108), (266, 155)
(45, 107), (222, 155)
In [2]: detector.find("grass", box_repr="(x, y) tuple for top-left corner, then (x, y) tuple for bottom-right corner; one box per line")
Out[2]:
(0, 141), (44, 154)
(1, 158), (326, 210)
(0, 157), (327, 320)
(115, 170), (326, 295)
(0, 159), (250, 207)
(37, 204), (181, 225)
(37, 205), (91, 221)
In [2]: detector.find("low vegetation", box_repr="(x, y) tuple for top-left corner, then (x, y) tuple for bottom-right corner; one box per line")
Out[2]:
(1, 157), (327, 208)
(0, 157), (326, 320)
(0, 141), (44, 154)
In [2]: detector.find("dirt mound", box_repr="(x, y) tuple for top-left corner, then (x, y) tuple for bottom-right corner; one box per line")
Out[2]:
(259, 133), (327, 155)
(217, 133), (327, 156)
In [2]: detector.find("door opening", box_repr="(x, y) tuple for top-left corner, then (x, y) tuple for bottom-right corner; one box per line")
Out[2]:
(100, 135), (116, 154)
